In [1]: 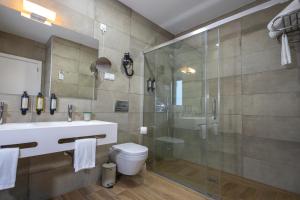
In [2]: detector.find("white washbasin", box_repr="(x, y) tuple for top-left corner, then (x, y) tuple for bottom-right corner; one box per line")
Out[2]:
(0, 120), (118, 158)
(0, 120), (113, 130)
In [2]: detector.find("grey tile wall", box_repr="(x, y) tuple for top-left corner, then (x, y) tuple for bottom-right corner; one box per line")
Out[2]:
(232, 3), (300, 193)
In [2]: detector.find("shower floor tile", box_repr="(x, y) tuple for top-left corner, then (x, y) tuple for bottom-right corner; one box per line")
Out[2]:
(153, 159), (300, 200)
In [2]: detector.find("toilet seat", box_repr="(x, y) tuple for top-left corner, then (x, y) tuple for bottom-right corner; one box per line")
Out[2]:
(112, 143), (148, 156)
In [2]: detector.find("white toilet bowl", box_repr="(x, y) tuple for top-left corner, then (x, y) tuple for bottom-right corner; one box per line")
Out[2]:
(109, 143), (148, 175)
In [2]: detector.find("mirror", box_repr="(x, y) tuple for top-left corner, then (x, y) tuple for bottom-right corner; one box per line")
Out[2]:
(0, 4), (98, 99)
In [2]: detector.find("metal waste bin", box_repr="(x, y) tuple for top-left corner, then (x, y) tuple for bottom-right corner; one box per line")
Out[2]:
(101, 162), (116, 188)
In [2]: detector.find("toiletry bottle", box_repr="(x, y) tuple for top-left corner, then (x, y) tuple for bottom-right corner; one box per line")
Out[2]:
(36, 92), (44, 115)
(147, 78), (152, 92)
(20, 91), (29, 115)
(151, 79), (156, 91)
(50, 93), (57, 115)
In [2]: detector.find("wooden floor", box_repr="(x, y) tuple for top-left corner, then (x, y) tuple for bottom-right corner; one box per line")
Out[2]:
(154, 159), (300, 200)
(51, 170), (208, 200)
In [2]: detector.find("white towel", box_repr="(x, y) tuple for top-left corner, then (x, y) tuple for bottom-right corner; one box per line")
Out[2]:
(267, 0), (300, 38)
(281, 34), (292, 65)
(0, 148), (19, 190)
(74, 138), (96, 172)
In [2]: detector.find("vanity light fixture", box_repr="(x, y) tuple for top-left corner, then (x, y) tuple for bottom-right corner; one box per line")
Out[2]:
(180, 66), (196, 74)
(21, 0), (56, 26)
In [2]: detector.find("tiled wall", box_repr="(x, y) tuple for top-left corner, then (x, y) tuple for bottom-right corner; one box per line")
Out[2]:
(194, 3), (300, 193)
(0, 0), (173, 199)
(239, 4), (300, 193)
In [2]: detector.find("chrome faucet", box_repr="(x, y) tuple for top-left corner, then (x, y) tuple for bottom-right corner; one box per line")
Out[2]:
(0, 102), (4, 125)
(67, 104), (73, 122)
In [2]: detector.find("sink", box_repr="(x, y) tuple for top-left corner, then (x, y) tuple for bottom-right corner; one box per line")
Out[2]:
(0, 120), (118, 158)
(0, 120), (114, 130)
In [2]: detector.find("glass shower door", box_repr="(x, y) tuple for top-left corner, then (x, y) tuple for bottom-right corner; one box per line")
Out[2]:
(144, 30), (221, 199)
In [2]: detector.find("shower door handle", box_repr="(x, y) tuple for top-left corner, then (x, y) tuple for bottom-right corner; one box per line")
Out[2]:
(212, 97), (217, 120)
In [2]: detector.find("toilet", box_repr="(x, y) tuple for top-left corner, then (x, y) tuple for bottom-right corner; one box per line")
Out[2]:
(109, 143), (148, 175)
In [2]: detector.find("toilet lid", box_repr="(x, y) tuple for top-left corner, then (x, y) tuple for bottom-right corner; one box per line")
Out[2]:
(113, 143), (148, 156)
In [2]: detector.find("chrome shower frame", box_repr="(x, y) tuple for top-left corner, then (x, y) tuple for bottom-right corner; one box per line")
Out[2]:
(144, 0), (289, 54)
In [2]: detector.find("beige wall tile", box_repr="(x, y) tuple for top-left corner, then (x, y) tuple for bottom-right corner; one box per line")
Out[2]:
(92, 90), (128, 113)
(243, 116), (300, 142)
(243, 68), (300, 94)
(95, 22), (130, 52)
(219, 114), (242, 134)
(243, 136), (300, 166)
(0, 31), (46, 61)
(95, 0), (131, 34)
(129, 94), (143, 113)
(129, 76), (144, 95)
(242, 46), (297, 75)
(242, 93), (300, 117)
(52, 55), (79, 73)
(243, 157), (300, 194)
(220, 95), (242, 115)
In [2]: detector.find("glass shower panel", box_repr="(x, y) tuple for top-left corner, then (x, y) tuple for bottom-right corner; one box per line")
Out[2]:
(144, 30), (221, 198)
(205, 27), (222, 199)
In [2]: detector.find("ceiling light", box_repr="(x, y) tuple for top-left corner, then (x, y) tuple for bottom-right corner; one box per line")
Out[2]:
(21, 0), (56, 26)
(180, 66), (196, 74)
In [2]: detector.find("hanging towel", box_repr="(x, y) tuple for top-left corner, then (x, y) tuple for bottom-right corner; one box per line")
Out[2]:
(0, 148), (19, 190)
(267, 0), (300, 38)
(281, 34), (292, 65)
(74, 138), (96, 172)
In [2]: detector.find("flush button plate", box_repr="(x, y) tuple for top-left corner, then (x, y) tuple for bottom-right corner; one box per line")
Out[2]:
(115, 101), (129, 112)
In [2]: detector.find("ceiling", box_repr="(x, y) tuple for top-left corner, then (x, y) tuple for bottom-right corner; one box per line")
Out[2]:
(118, 0), (256, 35)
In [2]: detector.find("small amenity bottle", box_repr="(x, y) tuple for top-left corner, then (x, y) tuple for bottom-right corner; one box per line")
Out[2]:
(50, 93), (57, 115)
(20, 91), (29, 115)
(36, 92), (44, 115)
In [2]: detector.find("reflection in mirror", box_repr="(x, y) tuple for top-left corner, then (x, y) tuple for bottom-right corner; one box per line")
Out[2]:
(0, 5), (98, 99)
(45, 37), (97, 99)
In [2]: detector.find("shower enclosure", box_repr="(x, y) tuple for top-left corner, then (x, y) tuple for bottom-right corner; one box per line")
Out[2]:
(143, 1), (300, 200)
(144, 25), (223, 199)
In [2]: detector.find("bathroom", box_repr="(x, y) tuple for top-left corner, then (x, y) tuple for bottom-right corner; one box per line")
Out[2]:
(0, 0), (299, 199)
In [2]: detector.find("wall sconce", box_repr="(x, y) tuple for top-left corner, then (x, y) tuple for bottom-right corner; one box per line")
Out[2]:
(147, 78), (155, 92)
(179, 66), (196, 74)
(21, 0), (56, 26)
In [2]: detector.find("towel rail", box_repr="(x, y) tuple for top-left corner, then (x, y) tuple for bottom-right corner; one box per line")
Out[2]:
(58, 134), (106, 144)
(0, 142), (37, 149)
(273, 9), (300, 43)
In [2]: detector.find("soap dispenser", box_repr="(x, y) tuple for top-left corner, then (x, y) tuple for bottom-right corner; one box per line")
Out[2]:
(36, 92), (44, 115)
(20, 91), (29, 115)
(50, 93), (57, 115)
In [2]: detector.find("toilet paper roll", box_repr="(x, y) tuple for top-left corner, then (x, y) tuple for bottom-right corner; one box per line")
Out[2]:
(140, 127), (148, 135)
